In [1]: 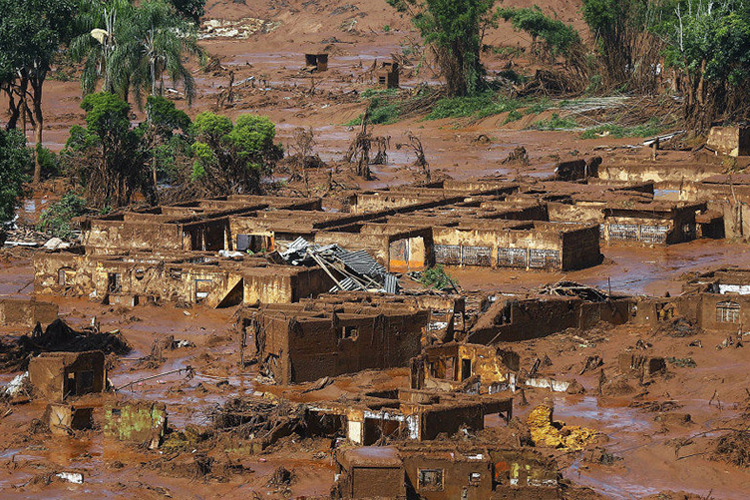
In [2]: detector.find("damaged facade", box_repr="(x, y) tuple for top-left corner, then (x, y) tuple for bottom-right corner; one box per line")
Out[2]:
(334, 444), (559, 499)
(28, 351), (106, 401)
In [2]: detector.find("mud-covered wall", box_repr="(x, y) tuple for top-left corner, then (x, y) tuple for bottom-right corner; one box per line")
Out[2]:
(262, 310), (427, 384)
(468, 298), (633, 344)
(0, 299), (58, 327)
(83, 219), (185, 251)
(598, 162), (724, 185)
(401, 454), (493, 499)
(419, 404), (484, 441)
(561, 226), (602, 270)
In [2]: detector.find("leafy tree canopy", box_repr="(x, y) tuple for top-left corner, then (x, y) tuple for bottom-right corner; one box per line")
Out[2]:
(387, 0), (498, 96)
(191, 112), (283, 195)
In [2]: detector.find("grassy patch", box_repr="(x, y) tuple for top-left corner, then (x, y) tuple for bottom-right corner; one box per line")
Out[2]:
(580, 118), (664, 139)
(344, 96), (401, 126)
(426, 91), (527, 120)
(361, 87), (398, 99)
(529, 113), (578, 130)
(503, 109), (523, 124)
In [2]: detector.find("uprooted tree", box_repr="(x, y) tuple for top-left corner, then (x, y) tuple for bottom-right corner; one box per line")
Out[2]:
(190, 112), (284, 195)
(387, 0), (498, 96)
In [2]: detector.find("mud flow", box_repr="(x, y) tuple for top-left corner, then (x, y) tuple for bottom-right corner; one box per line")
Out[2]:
(5, 1), (750, 499)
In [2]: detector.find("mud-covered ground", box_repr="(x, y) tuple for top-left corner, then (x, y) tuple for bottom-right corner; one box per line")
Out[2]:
(2, 0), (750, 498)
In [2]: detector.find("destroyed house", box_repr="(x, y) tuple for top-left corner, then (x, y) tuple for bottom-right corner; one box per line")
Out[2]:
(398, 444), (559, 499)
(307, 389), (512, 445)
(668, 268), (750, 331)
(28, 350), (106, 401)
(468, 294), (633, 344)
(376, 61), (399, 88)
(245, 302), (429, 384)
(681, 174), (750, 238)
(335, 447), (406, 499)
(34, 250), (334, 307)
(304, 53), (328, 71)
(81, 195), (321, 253)
(410, 343), (520, 393)
(334, 444), (559, 499)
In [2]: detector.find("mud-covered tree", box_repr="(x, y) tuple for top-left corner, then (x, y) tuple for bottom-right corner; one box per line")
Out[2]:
(62, 92), (153, 207)
(387, 0), (498, 96)
(655, 0), (750, 130)
(191, 112), (283, 195)
(0, 0), (77, 183)
(0, 129), (31, 235)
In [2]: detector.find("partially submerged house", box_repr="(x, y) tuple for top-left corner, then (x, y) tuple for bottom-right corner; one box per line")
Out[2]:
(410, 343), (519, 393)
(335, 447), (406, 499)
(334, 444), (559, 499)
(304, 53), (328, 72)
(468, 294), (634, 345)
(28, 350), (106, 401)
(244, 299), (429, 384)
(376, 61), (399, 89)
(308, 389), (512, 445)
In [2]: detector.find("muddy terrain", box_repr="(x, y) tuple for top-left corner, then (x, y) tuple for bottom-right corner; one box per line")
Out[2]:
(2, 1), (750, 499)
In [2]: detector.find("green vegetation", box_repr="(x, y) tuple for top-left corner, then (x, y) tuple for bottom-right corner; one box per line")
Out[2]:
(168, 0), (205, 22)
(529, 113), (578, 130)
(0, 129), (31, 229)
(654, 0), (750, 129)
(36, 193), (87, 239)
(503, 109), (523, 124)
(387, 0), (499, 96)
(62, 92), (152, 208)
(0, 0), (77, 183)
(580, 118), (663, 139)
(498, 6), (581, 58)
(419, 265), (456, 291)
(667, 357), (697, 369)
(427, 91), (520, 120)
(191, 112), (283, 195)
(71, 0), (201, 107)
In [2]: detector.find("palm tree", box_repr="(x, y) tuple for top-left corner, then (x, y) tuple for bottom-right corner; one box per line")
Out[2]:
(131, 0), (200, 105)
(70, 0), (200, 106)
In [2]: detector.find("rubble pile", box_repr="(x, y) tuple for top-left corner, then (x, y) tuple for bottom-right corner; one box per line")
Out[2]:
(0, 319), (130, 372)
(276, 237), (399, 294)
(527, 404), (599, 451)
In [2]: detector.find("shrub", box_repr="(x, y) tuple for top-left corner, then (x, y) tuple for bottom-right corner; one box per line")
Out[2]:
(419, 265), (456, 291)
(36, 193), (87, 239)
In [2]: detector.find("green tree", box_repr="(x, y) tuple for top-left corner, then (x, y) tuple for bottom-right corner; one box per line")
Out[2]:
(36, 192), (87, 239)
(498, 7), (581, 60)
(62, 92), (152, 207)
(387, 0), (498, 96)
(191, 112), (283, 195)
(655, 0), (750, 129)
(142, 95), (192, 189)
(71, 0), (200, 106)
(0, 0), (77, 183)
(169, 0), (205, 23)
(581, 0), (651, 86)
(0, 129), (31, 234)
